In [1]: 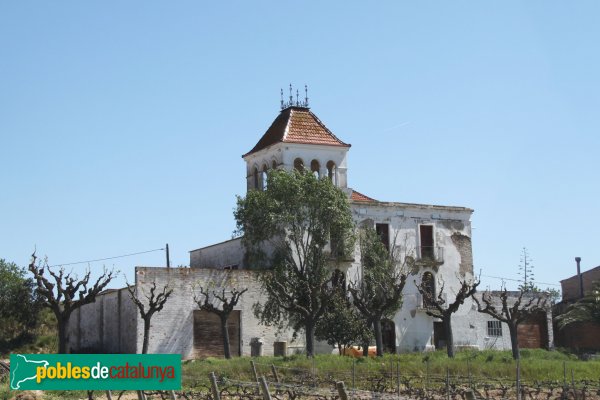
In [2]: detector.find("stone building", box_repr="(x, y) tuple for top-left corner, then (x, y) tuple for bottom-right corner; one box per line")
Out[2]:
(190, 101), (479, 354)
(68, 100), (553, 357)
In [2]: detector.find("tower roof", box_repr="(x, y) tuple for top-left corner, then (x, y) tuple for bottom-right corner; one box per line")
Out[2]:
(243, 106), (351, 157)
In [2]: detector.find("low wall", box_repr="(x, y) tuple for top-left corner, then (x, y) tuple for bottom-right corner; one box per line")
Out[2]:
(67, 287), (137, 353)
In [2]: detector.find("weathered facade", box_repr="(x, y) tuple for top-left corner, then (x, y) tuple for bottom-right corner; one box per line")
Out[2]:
(69, 267), (305, 357)
(469, 291), (553, 351)
(68, 102), (554, 356)
(188, 103), (553, 354)
(67, 287), (137, 354)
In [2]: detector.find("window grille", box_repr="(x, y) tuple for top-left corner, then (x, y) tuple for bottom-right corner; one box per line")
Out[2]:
(487, 320), (502, 337)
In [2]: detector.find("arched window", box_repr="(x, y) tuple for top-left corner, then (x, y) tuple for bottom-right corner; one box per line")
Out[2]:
(422, 272), (436, 308)
(261, 165), (268, 190)
(253, 167), (259, 189)
(331, 269), (346, 291)
(294, 158), (304, 172)
(311, 159), (320, 178)
(326, 161), (337, 185)
(272, 160), (277, 170)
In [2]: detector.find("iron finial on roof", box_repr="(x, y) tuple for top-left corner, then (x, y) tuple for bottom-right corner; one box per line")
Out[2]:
(304, 84), (309, 107)
(280, 84), (310, 109)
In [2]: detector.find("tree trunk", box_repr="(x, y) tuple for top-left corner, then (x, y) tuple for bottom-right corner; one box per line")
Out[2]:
(508, 322), (520, 360)
(142, 317), (151, 354)
(373, 318), (384, 357)
(362, 317), (372, 356)
(305, 321), (315, 357)
(57, 314), (70, 354)
(221, 315), (231, 359)
(444, 315), (454, 358)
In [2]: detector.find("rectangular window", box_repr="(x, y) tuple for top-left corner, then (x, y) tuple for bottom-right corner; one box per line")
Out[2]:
(419, 225), (434, 259)
(375, 223), (390, 251)
(487, 320), (502, 337)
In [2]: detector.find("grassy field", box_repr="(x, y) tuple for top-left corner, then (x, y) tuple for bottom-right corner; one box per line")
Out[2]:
(182, 349), (600, 388)
(2, 349), (599, 399)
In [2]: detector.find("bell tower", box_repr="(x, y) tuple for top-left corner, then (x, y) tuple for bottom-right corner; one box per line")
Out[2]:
(242, 85), (351, 192)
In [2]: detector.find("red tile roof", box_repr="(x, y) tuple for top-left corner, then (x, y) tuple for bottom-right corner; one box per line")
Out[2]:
(351, 190), (377, 202)
(243, 107), (350, 157)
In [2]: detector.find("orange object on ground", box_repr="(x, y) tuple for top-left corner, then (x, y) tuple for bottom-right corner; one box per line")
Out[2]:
(342, 346), (377, 357)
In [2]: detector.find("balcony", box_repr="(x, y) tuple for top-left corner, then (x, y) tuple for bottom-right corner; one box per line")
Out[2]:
(417, 246), (444, 265)
(416, 292), (447, 310)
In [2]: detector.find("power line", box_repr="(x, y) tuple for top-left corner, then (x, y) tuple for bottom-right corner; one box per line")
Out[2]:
(49, 248), (165, 267)
(480, 274), (561, 287)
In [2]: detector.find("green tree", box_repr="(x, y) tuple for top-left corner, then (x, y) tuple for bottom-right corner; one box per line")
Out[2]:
(316, 274), (372, 355)
(556, 281), (600, 329)
(235, 169), (354, 357)
(518, 247), (536, 292)
(0, 259), (42, 347)
(348, 228), (408, 357)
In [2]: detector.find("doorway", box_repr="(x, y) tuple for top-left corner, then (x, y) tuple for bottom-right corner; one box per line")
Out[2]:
(433, 321), (446, 350)
(381, 319), (396, 353)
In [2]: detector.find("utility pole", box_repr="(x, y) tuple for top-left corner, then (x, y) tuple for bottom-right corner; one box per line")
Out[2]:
(166, 243), (170, 268)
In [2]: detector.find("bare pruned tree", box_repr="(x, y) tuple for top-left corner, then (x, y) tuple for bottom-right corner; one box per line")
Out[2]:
(126, 279), (173, 354)
(474, 286), (548, 360)
(193, 286), (247, 359)
(348, 227), (410, 357)
(28, 252), (115, 353)
(416, 276), (479, 358)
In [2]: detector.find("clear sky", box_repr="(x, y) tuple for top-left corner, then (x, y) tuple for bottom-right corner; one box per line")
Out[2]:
(1, 1), (599, 292)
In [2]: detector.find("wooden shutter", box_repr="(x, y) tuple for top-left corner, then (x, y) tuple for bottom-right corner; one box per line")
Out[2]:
(193, 310), (241, 358)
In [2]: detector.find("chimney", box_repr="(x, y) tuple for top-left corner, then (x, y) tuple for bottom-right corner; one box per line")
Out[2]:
(575, 257), (583, 299)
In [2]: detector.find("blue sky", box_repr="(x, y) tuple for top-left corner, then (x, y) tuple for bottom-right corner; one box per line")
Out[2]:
(1, 1), (598, 292)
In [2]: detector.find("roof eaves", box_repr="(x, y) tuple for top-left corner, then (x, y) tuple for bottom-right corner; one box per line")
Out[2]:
(307, 109), (350, 147)
(351, 200), (474, 213)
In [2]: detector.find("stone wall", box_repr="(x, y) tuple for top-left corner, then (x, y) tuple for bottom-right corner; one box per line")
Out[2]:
(67, 287), (137, 353)
(134, 267), (304, 358)
(346, 200), (478, 352)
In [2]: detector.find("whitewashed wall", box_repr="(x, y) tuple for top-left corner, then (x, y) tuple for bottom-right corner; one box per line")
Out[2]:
(346, 200), (478, 352)
(243, 142), (349, 191)
(190, 238), (245, 269)
(134, 267), (304, 358)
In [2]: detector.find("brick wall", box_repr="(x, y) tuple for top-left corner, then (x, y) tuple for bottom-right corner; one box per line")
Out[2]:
(554, 322), (600, 351)
(561, 265), (600, 301)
